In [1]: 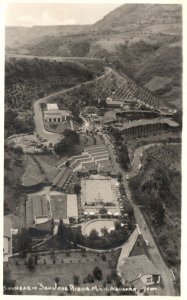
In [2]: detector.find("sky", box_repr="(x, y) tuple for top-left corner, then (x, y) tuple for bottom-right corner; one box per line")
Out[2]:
(5, 2), (122, 27)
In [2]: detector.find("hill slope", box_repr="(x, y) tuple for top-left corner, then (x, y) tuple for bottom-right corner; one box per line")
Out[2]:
(5, 4), (182, 109)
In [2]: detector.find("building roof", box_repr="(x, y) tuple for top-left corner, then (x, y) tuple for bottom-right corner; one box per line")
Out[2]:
(44, 110), (71, 118)
(47, 103), (59, 111)
(53, 167), (72, 188)
(119, 254), (160, 283)
(85, 106), (99, 114)
(32, 195), (50, 218)
(115, 118), (179, 131)
(106, 100), (123, 106)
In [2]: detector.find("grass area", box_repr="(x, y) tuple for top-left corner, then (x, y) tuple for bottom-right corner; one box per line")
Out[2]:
(130, 235), (147, 257)
(4, 148), (27, 215)
(7, 250), (120, 296)
(34, 154), (58, 182)
(22, 155), (44, 186)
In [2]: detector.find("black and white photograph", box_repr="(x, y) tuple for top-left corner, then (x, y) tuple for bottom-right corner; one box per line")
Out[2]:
(2, 0), (183, 297)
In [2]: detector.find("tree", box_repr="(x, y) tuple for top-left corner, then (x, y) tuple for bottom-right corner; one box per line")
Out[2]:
(55, 277), (60, 287)
(106, 274), (112, 284)
(54, 129), (80, 156)
(86, 273), (94, 283)
(99, 207), (107, 214)
(101, 253), (106, 261)
(17, 229), (32, 254)
(3, 269), (17, 295)
(93, 266), (103, 281)
(34, 255), (38, 265)
(27, 255), (35, 271)
(117, 172), (123, 181)
(74, 183), (81, 195)
(73, 275), (79, 286)
(51, 218), (55, 236)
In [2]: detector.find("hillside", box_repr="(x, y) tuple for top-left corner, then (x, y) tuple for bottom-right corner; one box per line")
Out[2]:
(5, 25), (89, 50)
(91, 4), (182, 33)
(5, 4), (182, 109)
(5, 57), (104, 109)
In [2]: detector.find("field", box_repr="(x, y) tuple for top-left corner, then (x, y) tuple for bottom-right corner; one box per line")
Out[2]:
(7, 251), (120, 296)
(22, 156), (45, 187)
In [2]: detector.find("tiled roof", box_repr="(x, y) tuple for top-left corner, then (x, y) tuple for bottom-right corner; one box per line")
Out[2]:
(115, 118), (179, 131)
(119, 254), (160, 283)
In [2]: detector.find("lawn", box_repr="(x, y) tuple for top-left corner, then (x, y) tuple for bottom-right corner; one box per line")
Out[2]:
(7, 251), (120, 296)
(22, 155), (44, 186)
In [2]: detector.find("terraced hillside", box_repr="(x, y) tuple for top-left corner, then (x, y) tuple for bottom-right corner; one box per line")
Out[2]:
(5, 4), (182, 109)
(54, 69), (165, 111)
(5, 57), (104, 109)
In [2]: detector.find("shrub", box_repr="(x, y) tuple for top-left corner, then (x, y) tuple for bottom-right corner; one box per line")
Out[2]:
(73, 275), (79, 286)
(101, 253), (106, 261)
(106, 274), (112, 284)
(86, 273), (94, 283)
(93, 266), (103, 281)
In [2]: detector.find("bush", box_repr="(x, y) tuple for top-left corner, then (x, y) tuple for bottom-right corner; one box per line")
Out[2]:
(86, 273), (94, 283)
(73, 275), (79, 286)
(106, 274), (112, 284)
(93, 266), (103, 281)
(101, 253), (106, 261)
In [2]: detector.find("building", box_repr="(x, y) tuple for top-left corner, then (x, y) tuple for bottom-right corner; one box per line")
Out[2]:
(50, 194), (78, 223)
(111, 118), (179, 138)
(4, 216), (12, 262)
(44, 103), (71, 122)
(106, 97), (123, 108)
(26, 193), (78, 227)
(47, 103), (59, 111)
(84, 106), (99, 116)
(118, 254), (161, 295)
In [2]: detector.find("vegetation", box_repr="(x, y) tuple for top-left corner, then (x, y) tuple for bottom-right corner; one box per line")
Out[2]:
(3, 269), (18, 295)
(5, 109), (35, 138)
(129, 145), (181, 291)
(15, 229), (32, 254)
(54, 129), (80, 156)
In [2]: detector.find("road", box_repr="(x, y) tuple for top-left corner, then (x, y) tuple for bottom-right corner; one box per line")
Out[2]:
(34, 67), (112, 145)
(6, 54), (105, 63)
(103, 134), (177, 296)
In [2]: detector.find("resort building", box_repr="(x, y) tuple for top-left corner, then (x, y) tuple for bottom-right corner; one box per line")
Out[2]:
(118, 254), (161, 295)
(26, 193), (78, 227)
(44, 103), (71, 122)
(4, 216), (12, 262)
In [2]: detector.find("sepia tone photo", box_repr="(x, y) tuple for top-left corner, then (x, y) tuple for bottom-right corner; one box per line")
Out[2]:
(3, 1), (182, 296)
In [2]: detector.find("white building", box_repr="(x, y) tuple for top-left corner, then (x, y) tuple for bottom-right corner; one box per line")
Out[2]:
(118, 254), (161, 295)
(4, 216), (12, 262)
(44, 103), (71, 122)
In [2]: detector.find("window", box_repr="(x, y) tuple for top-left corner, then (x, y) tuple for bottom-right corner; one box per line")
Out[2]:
(139, 289), (144, 293)
(147, 277), (152, 283)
